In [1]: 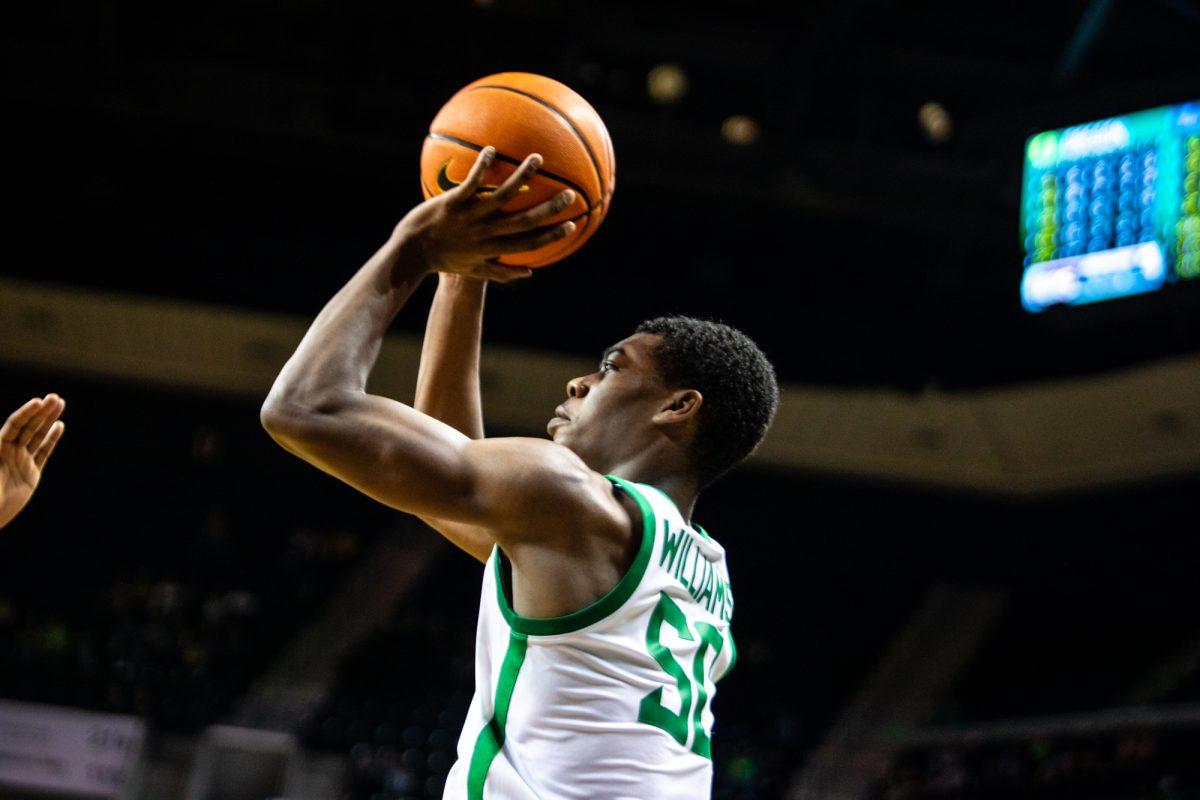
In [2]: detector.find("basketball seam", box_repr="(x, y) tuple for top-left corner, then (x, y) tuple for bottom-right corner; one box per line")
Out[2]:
(466, 84), (607, 200)
(426, 132), (595, 214)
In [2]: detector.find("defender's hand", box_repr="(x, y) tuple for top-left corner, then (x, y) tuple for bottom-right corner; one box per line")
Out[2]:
(397, 147), (576, 282)
(0, 394), (65, 529)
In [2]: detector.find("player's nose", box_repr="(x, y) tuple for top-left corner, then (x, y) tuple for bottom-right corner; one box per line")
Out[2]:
(566, 375), (590, 399)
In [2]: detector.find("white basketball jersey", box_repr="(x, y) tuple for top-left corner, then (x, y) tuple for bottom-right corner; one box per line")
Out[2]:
(443, 475), (737, 800)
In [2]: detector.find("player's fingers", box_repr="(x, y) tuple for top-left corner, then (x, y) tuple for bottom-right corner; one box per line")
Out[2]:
(1, 398), (44, 443)
(486, 221), (575, 255)
(450, 147), (496, 203)
(490, 190), (576, 236)
(478, 262), (535, 283)
(479, 154), (542, 211)
(33, 421), (64, 469)
(48, 394), (64, 421)
(24, 396), (65, 452)
(15, 395), (63, 448)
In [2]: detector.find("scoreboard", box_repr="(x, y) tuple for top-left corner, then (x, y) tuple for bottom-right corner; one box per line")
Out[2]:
(1021, 99), (1200, 312)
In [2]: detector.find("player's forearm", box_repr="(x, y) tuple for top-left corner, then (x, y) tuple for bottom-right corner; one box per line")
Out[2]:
(264, 228), (428, 417)
(258, 148), (572, 527)
(414, 274), (487, 439)
(258, 223), (481, 522)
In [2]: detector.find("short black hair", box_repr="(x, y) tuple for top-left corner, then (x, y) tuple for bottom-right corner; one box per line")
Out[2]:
(636, 315), (779, 488)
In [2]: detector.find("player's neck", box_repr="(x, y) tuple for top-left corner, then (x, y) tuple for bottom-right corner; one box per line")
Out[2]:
(608, 455), (698, 523)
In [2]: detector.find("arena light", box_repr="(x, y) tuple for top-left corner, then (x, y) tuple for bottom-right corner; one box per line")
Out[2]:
(646, 63), (688, 104)
(918, 101), (953, 144)
(721, 115), (760, 145)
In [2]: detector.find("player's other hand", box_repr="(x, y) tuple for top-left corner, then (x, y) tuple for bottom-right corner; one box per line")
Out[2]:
(397, 147), (576, 282)
(0, 394), (65, 529)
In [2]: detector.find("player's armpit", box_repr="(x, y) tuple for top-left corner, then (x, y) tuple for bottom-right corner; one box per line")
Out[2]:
(416, 515), (494, 564)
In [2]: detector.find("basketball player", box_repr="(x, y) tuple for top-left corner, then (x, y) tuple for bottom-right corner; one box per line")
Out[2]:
(261, 148), (778, 799)
(0, 394), (66, 529)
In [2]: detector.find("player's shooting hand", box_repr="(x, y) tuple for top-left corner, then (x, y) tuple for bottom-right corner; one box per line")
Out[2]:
(0, 394), (65, 529)
(398, 147), (576, 283)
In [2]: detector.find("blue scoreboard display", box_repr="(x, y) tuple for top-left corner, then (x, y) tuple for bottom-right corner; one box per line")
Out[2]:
(1020, 99), (1200, 312)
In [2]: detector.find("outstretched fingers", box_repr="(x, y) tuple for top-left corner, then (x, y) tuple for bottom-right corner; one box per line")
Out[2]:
(449, 146), (497, 202)
(1, 398), (44, 444)
(486, 221), (576, 255)
(490, 190), (576, 237)
(480, 154), (542, 211)
(33, 421), (65, 469)
(426, 148), (572, 276)
(4, 395), (64, 448)
(24, 396), (65, 452)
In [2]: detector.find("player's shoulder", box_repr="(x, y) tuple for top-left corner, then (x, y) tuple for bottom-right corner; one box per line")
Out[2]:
(466, 436), (629, 541)
(467, 435), (600, 489)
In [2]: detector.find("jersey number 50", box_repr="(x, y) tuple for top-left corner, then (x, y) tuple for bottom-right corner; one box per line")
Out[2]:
(638, 591), (725, 758)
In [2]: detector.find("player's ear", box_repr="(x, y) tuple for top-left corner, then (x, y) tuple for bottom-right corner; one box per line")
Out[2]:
(653, 389), (702, 428)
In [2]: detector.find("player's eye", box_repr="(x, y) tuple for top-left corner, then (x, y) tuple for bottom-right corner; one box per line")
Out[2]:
(600, 361), (617, 373)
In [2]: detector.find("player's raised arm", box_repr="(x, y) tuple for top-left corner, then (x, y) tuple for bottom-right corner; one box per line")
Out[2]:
(260, 148), (590, 543)
(411, 275), (497, 562)
(416, 274), (488, 441)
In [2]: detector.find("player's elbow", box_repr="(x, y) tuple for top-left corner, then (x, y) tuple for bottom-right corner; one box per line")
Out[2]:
(259, 385), (353, 448)
(260, 394), (301, 444)
(259, 395), (286, 437)
(259, 390), (323, 445)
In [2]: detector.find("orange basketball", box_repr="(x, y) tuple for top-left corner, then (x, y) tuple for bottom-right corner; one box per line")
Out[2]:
(420, 72), (616, 267)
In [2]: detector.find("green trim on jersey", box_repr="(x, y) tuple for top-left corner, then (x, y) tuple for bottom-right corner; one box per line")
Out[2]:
(467, 631), (529, 800)
(493, 475), (656, 636)
(722, 629), (739, 680)
(641, 483), (711, 541)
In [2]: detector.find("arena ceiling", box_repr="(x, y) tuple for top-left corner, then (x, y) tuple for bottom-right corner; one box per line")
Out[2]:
(4, 0), (1200, 390)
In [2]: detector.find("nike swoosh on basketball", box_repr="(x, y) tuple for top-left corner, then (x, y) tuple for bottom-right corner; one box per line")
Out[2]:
(437, 160), (529, 194)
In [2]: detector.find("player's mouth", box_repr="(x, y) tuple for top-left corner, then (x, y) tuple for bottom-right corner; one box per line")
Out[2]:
(547, 406), (571, 435)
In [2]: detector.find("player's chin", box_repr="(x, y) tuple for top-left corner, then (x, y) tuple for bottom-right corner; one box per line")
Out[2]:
(548, 424), (588, 459)
(546, 416), (570, 440)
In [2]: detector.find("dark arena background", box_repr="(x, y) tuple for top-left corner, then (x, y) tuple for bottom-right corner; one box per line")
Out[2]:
(3, 2), (1200, 799)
